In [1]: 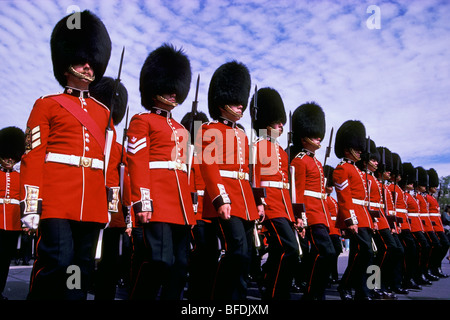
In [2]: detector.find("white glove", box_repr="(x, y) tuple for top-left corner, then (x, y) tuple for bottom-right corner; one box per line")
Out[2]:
(21, 214), (40, 230)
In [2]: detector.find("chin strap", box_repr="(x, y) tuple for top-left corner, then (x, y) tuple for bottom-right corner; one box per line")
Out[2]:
(304, 137), (321, 149)
(156, 95), (178, 107)
(350, 148), (361, 161)
(68, 66), (95, 82)
(224, 105), (243, 119)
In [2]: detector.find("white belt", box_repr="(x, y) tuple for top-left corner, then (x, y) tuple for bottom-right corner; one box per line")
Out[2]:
(352, 198), (368, 206)
(261, 181), (290, 190)
(420, 213), (430, 217)
(197, 190), (205, 196)
(46, 152), (104, 170)
(0, 198), (20, 205)
(149, 161), (187, 172)
(396, 208), (407, 213)
(407, 213), (420, 217)
(429, 213), (441, 217)
(219, 170), (249, 181)
(304, 190), (326, 199)
(331, 216), (337, 221)
(369, 202), (384, 209)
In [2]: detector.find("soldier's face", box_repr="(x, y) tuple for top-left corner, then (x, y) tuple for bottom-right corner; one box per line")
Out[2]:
(0, 158), (15, 170)
(268, 122), (284, 137)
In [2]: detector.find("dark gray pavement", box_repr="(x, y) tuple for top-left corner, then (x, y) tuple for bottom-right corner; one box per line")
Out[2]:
(3, 250), (450, 301)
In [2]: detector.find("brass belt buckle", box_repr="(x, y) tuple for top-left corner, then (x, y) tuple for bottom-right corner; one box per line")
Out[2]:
(238, 172), (245, 180)
(175, 162), (183, 171)
(3, 198), (11, 204)
(80, 157), (92, 168)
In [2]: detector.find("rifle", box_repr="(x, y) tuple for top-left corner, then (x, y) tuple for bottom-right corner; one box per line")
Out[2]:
(96, 47), (125, 261)
(322, 127), (334, 167)
(104, 46), (125, 183)
(286, 111), (303, 257)
(322, 127), (334, 187)
(187, 74), (200, 184)
(249, 85), (265, 249)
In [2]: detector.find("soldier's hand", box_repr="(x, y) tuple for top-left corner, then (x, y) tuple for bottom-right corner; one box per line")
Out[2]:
(348, 224), (358, 234)
(137, 211), (152, 224)
(218, 204), (231, 220)
(257, 205), (265, 222)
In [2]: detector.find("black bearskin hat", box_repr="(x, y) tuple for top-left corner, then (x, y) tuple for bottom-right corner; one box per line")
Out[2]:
(391, 152), (402, 177)
(292, 102), (325, 148)
(416, 166), (428, 187)
(90, 77), (128, 126)
(208, 61), (251, 120)
(51, 10), (111, 87)
(323, 165), (334, 188)
(0, 127), (25, 162)
(427, 168), (439, 188)
(356, 139), (378, 171)
(334, 120), (366, 159)
(401, 162), (416, 186)
(368, 139), (380, 162)
(250, 87), (286, 133)
(181, 111), (209, 135)
(376, 146), (392, 173)
(140, 44), (191, 110)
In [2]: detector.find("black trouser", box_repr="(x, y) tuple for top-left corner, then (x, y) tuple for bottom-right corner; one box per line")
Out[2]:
(399, 229), (420, 283)
(329, 234), (343, 281)
(425, 231), (442, 271)
(187, 220), (220, 300)
(303, 224), (336, 300)
(435, 231), (450, 269)
(28, 218), (102, 300)
(262, 217), (299, 300)
(93, 227), (124, 300)
(340, 227), (374, 299)
(212, 216), (254, 300)
(373, 229), (404, 291)
(130, 222), (190, 300)
(0, 230), (20, 295)
(411, 231), (431, 276)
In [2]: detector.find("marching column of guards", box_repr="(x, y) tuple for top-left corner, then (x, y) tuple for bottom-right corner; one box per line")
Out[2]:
(1, 9), (449, 301)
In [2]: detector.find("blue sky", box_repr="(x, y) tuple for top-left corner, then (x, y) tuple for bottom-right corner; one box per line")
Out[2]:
(1, 0), (449, 177)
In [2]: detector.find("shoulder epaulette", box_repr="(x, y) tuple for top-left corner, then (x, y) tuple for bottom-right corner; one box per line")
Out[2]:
(294, 151), (306, 159)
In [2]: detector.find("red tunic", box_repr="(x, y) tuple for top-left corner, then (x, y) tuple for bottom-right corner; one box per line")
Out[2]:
(425, 194), (443, 232)
(367, 173), (389, 230)
(254, 136), (294, 222)
(126, 108), (195, 226)
(291, 150), (330, 228)
(1, 169), (21, 231)
(196, 118), (258, 221)
(388, 183), (410, 231)
(416, 192), (433, 232)
(333, 159), (373, 229)
(326, 195), (341, 236)
(383, 183), (399, 233)
(404, 192), (423, 232)
(20, 92), (117, 224)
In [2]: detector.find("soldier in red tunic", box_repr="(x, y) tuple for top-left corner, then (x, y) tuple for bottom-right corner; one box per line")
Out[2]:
(197, 61), (259, 300)
(181, 110), (220, 300)
(127, 44), (195, 300)
(291, 102), (335, 300)
(323, 165), (342, 285)
(333, 120), (374, 300)
(0, 127), (25, 300)
(415, 166), (440, 282)
(20, 11), (116, 300)
(251, 87), (299, 300)
(89, 76), (131, 300)
(425, 168), (449, 278)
